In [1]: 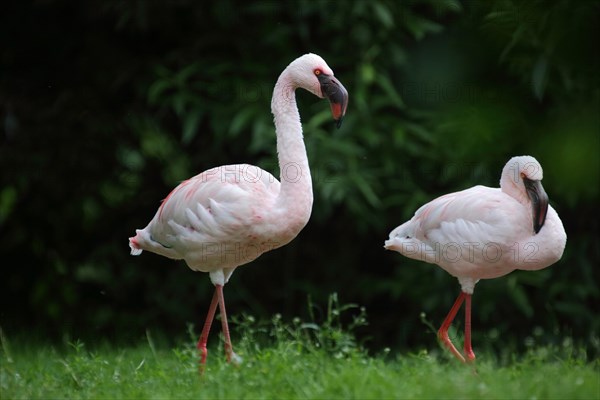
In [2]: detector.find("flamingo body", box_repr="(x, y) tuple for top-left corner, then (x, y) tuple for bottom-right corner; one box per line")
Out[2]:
(386, 185), (565, 291)
(130, 164), (299, 282)
(385, 155), (566, 361)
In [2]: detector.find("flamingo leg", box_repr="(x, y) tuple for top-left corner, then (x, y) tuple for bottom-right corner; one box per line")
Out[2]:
(463, 293), (476, 362)
(196, 288), (219, 372)
(437, 291), (467, 363)
(215, 284), (242, 365)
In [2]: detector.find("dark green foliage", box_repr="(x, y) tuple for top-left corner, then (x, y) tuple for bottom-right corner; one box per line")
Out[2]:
(1, 0), (598, 357)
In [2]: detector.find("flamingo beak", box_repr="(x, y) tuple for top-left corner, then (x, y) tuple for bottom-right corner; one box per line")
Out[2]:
(523, 177), (549, 234)
(317, 74), (348, 129)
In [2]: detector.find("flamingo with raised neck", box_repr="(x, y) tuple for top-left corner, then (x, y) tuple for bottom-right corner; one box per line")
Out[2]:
(129, 53), (348, 370)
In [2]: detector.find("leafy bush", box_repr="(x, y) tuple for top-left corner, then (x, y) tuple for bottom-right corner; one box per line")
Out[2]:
(0, 0), (598, 356)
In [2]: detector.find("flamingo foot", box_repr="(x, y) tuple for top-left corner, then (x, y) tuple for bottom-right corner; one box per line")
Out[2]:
(438, 328), (466, 363)
(197, 341), (208, 374)
(464, 346), (476, 363)
(438, 292), (468, 362)
(227, 350), (243, 366)
(197, 342), (208, 363)
(195, 288), (220, 375)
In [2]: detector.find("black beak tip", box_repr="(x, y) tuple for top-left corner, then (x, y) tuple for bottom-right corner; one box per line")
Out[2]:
(335, 118), (343, 129)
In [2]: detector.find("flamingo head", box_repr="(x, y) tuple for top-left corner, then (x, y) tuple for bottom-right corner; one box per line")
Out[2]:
(288, 53), (348, 128)
(502, 155), (549, 234)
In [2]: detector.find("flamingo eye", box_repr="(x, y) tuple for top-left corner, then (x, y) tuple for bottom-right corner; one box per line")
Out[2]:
(314, 69), (322, 76)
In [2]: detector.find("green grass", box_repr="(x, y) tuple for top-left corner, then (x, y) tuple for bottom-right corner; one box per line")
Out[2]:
(1, 297), (599, 399)
(1, 337), (597, 399)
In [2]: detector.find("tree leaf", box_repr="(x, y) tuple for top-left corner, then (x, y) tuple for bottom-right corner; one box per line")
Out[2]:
(375, 73), (404, 109)
(182, 111), (202, 145)
(229, 107), (257, 136)
(0, 187), (17, 226)
(499, 25), (524, 62)
(372, 2), (394, 29)
(148, 79), (172, 105)
(532, 56), (548, 101)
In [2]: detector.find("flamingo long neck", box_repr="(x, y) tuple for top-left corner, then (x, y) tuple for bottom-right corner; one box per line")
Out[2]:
(271, 70), (314, 218)
(500, 168), (529, 206)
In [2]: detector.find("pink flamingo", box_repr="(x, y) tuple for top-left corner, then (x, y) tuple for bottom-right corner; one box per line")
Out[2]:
(385, 156), (566, 362)
(129, 54), (348, 368)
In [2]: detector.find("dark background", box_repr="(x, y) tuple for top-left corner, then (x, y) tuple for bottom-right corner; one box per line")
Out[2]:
(1, 0), (598, 357)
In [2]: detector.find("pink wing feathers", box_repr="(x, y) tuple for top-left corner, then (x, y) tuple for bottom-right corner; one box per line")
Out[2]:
(406, 186), (529, 246)
(385, 185), (533, 279)
(129, 164), (281, 272)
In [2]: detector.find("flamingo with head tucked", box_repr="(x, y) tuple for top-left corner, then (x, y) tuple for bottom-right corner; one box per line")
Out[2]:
(385, 155), (566, 362)
(129, 53), (348, 369)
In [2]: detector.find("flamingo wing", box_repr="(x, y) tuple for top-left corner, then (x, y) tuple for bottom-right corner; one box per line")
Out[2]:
(130, 164), (280, 271)
(414, 186), (529, 244)
(386, 186), (531, 270)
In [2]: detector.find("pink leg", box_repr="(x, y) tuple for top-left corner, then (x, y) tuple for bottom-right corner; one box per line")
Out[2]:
(196, 288), (219, 372)
(438, 292), (467, 363)
(463, 293), (476, 362)
(215, 284), (241, 364)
